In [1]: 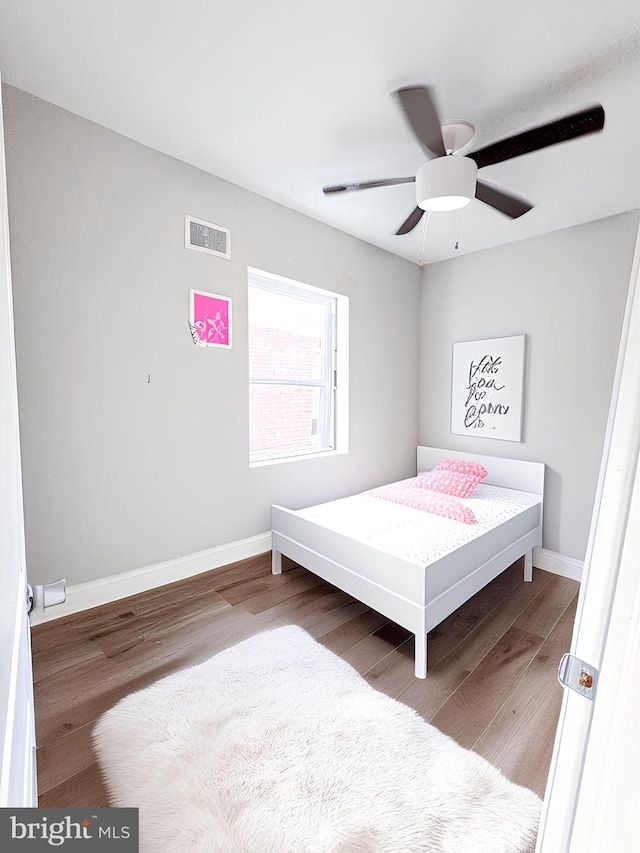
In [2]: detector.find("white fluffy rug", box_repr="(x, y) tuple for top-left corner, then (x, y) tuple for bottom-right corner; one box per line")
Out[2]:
(93, 625), (541, 853)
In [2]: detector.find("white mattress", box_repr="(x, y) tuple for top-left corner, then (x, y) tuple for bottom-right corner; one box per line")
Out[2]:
(294, 482), (541, 566)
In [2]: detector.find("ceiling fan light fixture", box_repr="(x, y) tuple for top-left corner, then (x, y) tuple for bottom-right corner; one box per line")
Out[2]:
(416, 156), (478, 212)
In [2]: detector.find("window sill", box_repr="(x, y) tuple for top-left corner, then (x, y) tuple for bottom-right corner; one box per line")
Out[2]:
(249, 448), (344, 468)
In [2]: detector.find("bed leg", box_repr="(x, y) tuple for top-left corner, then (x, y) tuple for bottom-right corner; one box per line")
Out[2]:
(414, 634), (427, 679)
(524, 549), (533, 582)
(272, 550), (282, 575)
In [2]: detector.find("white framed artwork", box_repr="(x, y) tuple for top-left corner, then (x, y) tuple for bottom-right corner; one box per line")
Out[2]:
(451, 334), (526, 442)
(189, 289), (232, 348)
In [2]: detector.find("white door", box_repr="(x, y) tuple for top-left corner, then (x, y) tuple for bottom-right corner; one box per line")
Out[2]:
(537, 223), (640, 851)
(0, 72), (37, 808)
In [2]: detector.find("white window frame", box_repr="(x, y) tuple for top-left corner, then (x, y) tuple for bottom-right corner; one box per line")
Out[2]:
(248, 267), (348, 466)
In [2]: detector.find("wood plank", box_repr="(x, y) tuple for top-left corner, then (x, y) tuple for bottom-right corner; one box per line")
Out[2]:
(208, 552), (277, 590)
(38, 763), (110, 809)
(81, 590), (230, 653)
(294, 598), (371, 636)
(341, 620), (413, 674)
(31, 624), (106, 686)
(429, 625), (544, 749)
(36, 722), (96, 795)
(98, 603), (259, 667)
(69, 570), (235, 639)
(209, 552), (298, 592)
(34, 651), (180, 746)
(424, 560), (530, 667)
(293, 563), (542, 695)
(316, 608), (391, 655)
(238, 569), (325, 615)
(513, 574), (578, 637)
(473, 594), (579, 796)
(257, 583), (355, 626)
(375, 566), (552, 705)
(220, 565), (307, 606)
(90, 594), (231, 659)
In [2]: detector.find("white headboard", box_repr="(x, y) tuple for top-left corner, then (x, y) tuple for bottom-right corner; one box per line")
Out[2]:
(417, 446), (545, 496)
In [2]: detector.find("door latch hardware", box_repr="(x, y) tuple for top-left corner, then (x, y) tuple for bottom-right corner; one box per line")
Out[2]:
(558, 653), (598, 700)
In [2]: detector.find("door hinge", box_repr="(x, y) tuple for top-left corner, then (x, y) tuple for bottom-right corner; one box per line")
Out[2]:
(558, 653), (598, 700)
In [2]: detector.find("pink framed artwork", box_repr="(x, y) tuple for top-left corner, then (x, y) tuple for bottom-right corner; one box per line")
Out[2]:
(189, 289), (232, 348)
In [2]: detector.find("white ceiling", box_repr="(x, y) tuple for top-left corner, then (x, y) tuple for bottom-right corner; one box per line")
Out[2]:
(0, 1), (639, 265)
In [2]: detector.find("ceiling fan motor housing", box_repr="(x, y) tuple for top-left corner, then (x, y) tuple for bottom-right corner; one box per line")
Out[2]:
(416, 155), (478, 211)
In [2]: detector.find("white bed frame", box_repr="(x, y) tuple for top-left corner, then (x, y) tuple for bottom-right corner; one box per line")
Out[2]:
(271, 447), (544, 678)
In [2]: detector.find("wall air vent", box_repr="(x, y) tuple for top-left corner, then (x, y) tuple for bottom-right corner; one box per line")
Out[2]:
(185, 215), (231, 260)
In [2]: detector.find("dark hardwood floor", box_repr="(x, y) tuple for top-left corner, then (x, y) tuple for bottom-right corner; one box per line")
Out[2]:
(31, 554), (578, 807)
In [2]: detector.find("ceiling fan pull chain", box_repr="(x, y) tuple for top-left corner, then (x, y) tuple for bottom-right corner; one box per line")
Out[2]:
(455, 210), (460, 250)
(419, 212), (431, 266)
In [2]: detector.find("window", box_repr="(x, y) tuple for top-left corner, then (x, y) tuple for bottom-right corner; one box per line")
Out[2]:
(248, 267), (348, 464)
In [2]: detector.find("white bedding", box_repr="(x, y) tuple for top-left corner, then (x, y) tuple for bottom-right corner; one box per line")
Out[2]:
(294, 481), (541, 566)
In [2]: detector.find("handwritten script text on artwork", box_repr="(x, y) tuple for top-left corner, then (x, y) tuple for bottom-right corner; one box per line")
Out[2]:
(464, 354), (509, 428)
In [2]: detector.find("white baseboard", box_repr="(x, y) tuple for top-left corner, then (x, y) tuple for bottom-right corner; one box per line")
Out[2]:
(29, 532), (272, 626)
(534, 546), (583, 582)
(29, 536), (581, 626)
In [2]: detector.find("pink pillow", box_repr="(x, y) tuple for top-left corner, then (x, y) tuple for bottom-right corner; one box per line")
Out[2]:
(417, 460), (487, 498)
(417, 469), (480, 498)
(412, 491), (476, 524)
(368, 482), (476, 523)
(436, 458), (488, 479)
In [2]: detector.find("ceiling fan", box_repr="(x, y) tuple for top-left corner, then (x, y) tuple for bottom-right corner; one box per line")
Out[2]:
(323, 86), (605, 236)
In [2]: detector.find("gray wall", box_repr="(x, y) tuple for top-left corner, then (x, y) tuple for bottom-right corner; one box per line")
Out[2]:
(3, 85), (422, 587)
(419, 211), (638, 561)
(5, 82), (635, 585)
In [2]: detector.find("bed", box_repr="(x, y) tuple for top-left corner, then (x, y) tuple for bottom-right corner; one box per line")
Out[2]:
(271, 447), (544, 678)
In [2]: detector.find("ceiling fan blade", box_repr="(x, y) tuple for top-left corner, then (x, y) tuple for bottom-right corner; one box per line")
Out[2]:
(394, 86), (446, 158)
(395, 206), (425, 235)
(475, 180), (533, 219)
(323, 176), (415, 194)
(469, 104), (604, 170)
